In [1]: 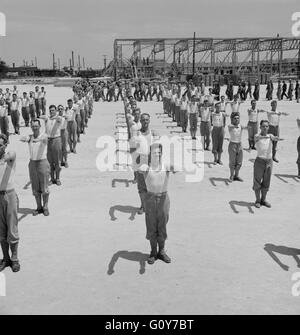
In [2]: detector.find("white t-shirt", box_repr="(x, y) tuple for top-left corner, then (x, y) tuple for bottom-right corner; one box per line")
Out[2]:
(248, 109), (258, 122)
(45, 116), (63, 138)
(27, 134), (48, 160)
(228, 125), (243, 143)
(199, 107), (211, 122)
(211, 112), (225, 127)
(267, 111), (280, 126)
(255, 134), (274, 160)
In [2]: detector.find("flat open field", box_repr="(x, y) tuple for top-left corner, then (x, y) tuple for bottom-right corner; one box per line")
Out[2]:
(0, 84), (299, 314)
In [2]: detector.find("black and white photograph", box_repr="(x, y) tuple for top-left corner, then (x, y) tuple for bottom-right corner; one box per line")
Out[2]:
(0, 0), (300, 318)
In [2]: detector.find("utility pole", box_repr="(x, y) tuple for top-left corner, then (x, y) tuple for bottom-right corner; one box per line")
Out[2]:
(53, 53), (55, 70)
(192, 32), (196, 77)
(35, 56), (37, 68)
(83, 57), (85, 69)
(103, 55), (107, 69)
(71, 51), (74, 68)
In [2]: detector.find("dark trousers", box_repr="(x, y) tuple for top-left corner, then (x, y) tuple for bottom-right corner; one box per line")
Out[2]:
(0, 116), (9, 139)
(21, 107), (30, 126)
(10, 110), (20, 134)
(268, 125), (279, 158)
(253, 157), (273, 192)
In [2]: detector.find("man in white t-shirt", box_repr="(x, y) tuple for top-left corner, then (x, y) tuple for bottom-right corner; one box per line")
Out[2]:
(227, 112), (248, 182)
(138, 143), (177, 265)
(253, 120), (283, 208)
(40, 105), (63, 185)
(0, 98), (9, 141)
(133, 113), (159, 214)
(267, 100), (288, 163)
(20, 119), (50, 216)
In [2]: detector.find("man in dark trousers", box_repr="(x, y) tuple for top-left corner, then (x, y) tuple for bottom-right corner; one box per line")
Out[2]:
(281, 81), (288, 100)
(0, 134), (20, 272)
(138, 143), (177, 265)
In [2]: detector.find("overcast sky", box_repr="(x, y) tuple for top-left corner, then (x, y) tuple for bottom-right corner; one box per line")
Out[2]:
(0, 0), (299, 69)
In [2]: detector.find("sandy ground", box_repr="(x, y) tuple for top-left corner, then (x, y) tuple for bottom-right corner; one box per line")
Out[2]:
(0, 84), (299, 315)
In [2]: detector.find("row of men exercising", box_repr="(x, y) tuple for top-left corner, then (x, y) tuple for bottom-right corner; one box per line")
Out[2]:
(0, 89), (93, 140)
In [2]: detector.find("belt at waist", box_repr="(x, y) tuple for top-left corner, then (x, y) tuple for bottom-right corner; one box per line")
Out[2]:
(48, 136), (61, 140)
(147, 191), (167, 197)
(0, 189), (15, 195)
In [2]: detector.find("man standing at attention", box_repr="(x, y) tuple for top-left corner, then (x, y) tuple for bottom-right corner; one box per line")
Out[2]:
(247, 100), (265, 150)
(0, 98), (9, 141)
(139, 143), (177, 265)
(266, 100), (288, 163)
(0, 134), (20, 272)
(134, 113), (159, 214)
(40, 105), (63, 185)
(20, 120), (50, 216)
(10, 93), (21, 135)
(211, 102), (226, 164)
(253, 120), (284, 208)
(227, 112), (248, 182)
(65, 99), (77, 154)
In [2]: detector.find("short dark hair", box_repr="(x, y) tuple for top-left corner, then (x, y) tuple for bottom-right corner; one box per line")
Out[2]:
(141, 113), (150, 119)
(49, 104), (56, 110)
(0, 134), (8, 145)
(260, 119), (269, 126)
(67, 99), (73, 103)
(31, 119), (41, 126)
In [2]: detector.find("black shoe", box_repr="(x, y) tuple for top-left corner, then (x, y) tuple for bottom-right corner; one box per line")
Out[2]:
(273, 157), (279, 163)
(137, 207), (144, 215)
(61, 162), (65, 167)
(11, 261), (20, 272)
(261, 200), (271, 208)
(0, 259), (12, 272)
(33, 208), (43, 216)
(147, 252), (157, 265)
(157, 251), (171, 263)
(234, 176), (244, 182)
(43, 208), (50, 216)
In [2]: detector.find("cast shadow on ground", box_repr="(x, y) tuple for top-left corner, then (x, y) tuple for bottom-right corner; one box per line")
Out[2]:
(229, 200), (255, 214)
(274, 174), (300, 184)
(209, 177), (230, 187)
(109, 205), (140, 221)
(264, 243), (300, 271)
(18, 207), (33, 222)
(23, 181), (31, 190)
(107, 250), (149, 275)
(111, 178), (135, 188)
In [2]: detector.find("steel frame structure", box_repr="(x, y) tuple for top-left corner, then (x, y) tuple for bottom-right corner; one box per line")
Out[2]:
(112, 37), (300, 79)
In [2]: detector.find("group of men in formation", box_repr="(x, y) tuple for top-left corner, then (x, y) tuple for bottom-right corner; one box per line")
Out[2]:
(119, 78), (300, 265)
(0, 76), (299, 271)
(0, 80), (94, 273)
